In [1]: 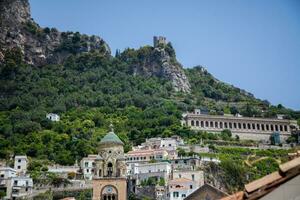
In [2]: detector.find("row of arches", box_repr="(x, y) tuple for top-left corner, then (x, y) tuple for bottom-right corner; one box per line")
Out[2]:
(190, 120), (289, 133)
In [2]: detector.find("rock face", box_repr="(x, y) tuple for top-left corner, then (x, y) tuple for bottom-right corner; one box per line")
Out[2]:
(129, 46), (191, 93)
(0, 0), (110, 66)
(0, 0), (190, 93)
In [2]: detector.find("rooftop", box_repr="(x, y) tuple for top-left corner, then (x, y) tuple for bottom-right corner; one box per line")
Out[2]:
(99, 124), (124, 145)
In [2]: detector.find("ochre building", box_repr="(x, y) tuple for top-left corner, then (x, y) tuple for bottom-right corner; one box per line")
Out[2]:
(92, 125), (127, 200)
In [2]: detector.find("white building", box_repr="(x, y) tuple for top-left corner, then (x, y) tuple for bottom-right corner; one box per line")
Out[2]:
(167, 178), (198, 200)
(80, 154), (97, 180)
(0, 167), (17, 179)
(129, 162), (172, 175)
(14, 155), (28, 174)
(46, 113), (60, 122)
(128, 162), (172, 186)
(141, 136), (184, 151)
(10, 176), (33, 199)
(172, 170), (204, 188)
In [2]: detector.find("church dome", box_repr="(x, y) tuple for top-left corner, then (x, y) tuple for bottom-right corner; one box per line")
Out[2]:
(99, 124), (124, 145)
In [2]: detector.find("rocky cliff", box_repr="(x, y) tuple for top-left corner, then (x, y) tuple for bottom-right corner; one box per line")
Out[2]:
(0, 0), (111, 66)
(121, 44), (191, 93)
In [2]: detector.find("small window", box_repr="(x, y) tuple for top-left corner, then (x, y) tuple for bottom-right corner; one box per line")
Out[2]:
(190, 185), (193, 189)
(182, 194), (186, 197)
(179, 174), (181, 178)
(169, 144), (171, 147)
(17, 166), (21, 169)
(192, 174), (195, 181)
(18, 159), (21, 163)
(173, 192), (179, 197)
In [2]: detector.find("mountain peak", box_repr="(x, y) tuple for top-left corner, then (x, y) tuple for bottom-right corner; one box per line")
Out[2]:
(0, 0), (110, 66)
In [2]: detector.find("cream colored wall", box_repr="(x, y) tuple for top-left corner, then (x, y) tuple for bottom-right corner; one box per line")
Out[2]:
(260, 175), (300, 200)
(92, 178), (127, 200)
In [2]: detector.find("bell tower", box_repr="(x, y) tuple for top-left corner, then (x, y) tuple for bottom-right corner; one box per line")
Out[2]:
(92, 124), (127, 200)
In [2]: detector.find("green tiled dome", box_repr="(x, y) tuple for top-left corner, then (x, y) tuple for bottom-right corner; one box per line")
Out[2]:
(99, 124), (123, 145)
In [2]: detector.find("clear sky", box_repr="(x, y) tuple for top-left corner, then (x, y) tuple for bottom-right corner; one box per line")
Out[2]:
(29, 0), (300, 110)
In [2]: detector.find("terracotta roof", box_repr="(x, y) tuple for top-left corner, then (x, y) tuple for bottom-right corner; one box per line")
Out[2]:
(169, 177), (193, 184)
(221, 156), (300, 200)
(244, 171), (282, 193)
(221, 191), (244, 200)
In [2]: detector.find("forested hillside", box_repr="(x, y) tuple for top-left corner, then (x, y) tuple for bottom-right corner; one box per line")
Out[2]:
(1, 0), (299, 165)
(1, 45), (299, 165)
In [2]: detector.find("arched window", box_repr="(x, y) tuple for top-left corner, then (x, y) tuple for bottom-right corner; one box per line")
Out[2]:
(280, 125), (283, 131)
(107, 162), (113, 177)
(201, 121), (204, 127)
(101, 185), (118, 200)
(229, 122), (232, 129)
(261, 124), (265, 131)
(210, 121), (214, 127)
(196, 121), (199, 126)
(224, 122), (228, 128)
(215, 121), (218, 128)
(233, 123), (237, 129)
(205, 121), (209, 127)
(191, 120), (195, 126)
(238, 123), (241, 129)
(247, 123), (251, 129)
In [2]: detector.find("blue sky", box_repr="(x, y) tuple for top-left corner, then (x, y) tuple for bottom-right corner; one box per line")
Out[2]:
(30, 0), (300, 110)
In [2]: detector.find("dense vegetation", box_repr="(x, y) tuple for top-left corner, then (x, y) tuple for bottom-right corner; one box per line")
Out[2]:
(0, 43), (299, 166)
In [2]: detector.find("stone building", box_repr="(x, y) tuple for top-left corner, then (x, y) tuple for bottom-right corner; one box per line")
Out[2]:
(182, 110), (299, 141)
(14, 155), (28, 174)
(92, 124), (127, 200)
(153, 36), (167, 47)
